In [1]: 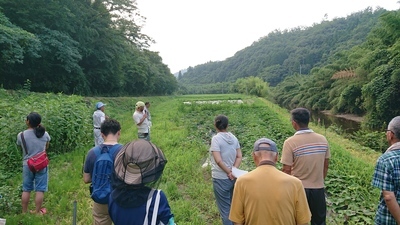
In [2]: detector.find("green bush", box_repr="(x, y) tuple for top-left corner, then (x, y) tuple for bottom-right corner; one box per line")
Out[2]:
(0, 90), (92, 179)
(351, 130), (387, 152)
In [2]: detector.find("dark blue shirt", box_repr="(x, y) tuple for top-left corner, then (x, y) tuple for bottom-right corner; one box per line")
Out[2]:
(108, 189), (173, 225)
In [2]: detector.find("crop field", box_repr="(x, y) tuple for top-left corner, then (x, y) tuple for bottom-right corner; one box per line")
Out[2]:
(0, 91), (382, 224)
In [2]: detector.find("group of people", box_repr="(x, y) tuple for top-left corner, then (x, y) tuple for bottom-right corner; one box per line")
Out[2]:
(15, 102), (400, 224)
(83, 117), (175, 225)
(209, 108), (328, 225)
(93, 101), (152, 146)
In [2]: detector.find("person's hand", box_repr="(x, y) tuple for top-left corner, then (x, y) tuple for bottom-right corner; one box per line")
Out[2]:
(228, 171), (235, 180)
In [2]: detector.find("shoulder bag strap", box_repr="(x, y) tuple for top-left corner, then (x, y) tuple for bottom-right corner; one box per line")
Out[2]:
(108, 144), (122, 158)
(21, 132), (28, 155)
(150, 190), (161, 225)
(143, 189), (155, 225)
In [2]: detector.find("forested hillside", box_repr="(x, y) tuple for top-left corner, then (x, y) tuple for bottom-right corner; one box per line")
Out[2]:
(0, 0), (177, 96)
(179, 8), (384, 86)
(178, 7), (400, 129)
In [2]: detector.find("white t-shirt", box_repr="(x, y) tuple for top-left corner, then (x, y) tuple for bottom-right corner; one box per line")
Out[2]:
(93, 110), (105, 128)
(133, 111), (149, 133)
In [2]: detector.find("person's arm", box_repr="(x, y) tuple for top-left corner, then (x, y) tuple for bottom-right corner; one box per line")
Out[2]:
(83, 173), (91, 183)
(233, 223), (243, 225)
(83, 151), (93, 183)
(45, 142), (50, 151)
(212, 151), (234, 179)
(136, 114), (148, 126)
(233, 148), (242, 168)
(282, 164), (291, 175)
(383, 190), (400, 223)
(323, 158), (329, 179)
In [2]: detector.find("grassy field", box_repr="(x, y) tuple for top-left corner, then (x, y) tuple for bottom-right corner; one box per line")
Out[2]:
(2, 94), (383, 224)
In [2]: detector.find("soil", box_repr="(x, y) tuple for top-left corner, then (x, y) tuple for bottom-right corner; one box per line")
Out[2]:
(321, 110), (364, 123)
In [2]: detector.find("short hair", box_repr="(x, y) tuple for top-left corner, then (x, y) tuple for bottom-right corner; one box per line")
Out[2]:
(101, 118), (121, 136)
(214, 115), (229, 130)
(290, 108), (310, 127)
(388, 116), (400, 140)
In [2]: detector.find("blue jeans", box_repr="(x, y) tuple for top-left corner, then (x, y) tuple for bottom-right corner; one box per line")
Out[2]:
(22, 165), (48, 192)
(213, 178), (235, 225)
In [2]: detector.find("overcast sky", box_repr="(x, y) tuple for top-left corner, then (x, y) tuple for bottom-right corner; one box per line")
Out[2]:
(136, 0), (399, 73)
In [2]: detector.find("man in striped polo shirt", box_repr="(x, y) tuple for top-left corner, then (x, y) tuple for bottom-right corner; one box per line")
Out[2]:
(281, 107), (330, 225)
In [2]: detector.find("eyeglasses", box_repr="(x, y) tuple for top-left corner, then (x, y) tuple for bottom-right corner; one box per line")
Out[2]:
(386, 129), (394, 134)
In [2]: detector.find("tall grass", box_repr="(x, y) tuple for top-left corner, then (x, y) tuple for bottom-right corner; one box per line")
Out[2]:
(2, 93), (384, 224)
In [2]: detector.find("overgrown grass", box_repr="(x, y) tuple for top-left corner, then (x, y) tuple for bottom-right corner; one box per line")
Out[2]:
(2, 93), (384, 224)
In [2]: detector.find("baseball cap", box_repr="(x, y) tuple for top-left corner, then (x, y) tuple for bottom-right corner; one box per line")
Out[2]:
(253, 138), (278, 152)
(114, 139), (167, 186)
(135, 101), (145, 108)
(95, 102), (106, 109)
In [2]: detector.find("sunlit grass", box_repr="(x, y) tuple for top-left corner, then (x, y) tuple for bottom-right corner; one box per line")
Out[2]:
(3, 94), (383, 225)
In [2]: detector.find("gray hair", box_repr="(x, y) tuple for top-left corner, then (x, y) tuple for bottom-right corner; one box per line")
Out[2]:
(388, 116), (400, 140)
(254, 148), (278, 158)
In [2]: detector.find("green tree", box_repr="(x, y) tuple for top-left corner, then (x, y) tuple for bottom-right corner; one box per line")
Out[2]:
(232, 76), (270, 97)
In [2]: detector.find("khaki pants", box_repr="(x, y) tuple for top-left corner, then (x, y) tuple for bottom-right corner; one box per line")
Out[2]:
(92, 202), (112, 225)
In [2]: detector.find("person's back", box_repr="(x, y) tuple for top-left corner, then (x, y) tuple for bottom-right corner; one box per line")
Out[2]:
(282, 131), (328, 188)
(84, 118), (122, 225)
(281, 108), (330, 225)
(232, 165), (309, 224)
(109, 139), (175, 225)
(16, 112), (51, 214)
(230, 138), (310, 225)
(109, 188), (173, 225)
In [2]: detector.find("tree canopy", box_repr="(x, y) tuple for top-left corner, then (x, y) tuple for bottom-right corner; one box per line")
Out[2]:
(0, 0), (177, 96)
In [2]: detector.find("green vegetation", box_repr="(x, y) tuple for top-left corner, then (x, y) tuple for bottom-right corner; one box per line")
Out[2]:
(177, 7), (400, 130)
(1, 90), (384, 224)
(0, 0), (177, 95)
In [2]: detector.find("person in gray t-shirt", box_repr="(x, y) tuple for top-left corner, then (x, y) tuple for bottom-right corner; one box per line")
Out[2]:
(16, 112), (51, 214)
(209, 115), (242, 225)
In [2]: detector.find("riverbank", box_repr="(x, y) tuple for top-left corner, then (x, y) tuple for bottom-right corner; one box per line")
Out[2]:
(321, 110), (364, 123)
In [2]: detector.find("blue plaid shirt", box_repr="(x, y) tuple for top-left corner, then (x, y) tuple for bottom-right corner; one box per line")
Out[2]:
(372, 147), (400, 225)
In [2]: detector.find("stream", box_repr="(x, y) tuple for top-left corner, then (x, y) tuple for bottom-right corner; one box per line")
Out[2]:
(310, 110), (361, 134)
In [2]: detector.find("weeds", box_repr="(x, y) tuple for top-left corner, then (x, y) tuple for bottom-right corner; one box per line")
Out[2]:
(1, 92), (384, 224)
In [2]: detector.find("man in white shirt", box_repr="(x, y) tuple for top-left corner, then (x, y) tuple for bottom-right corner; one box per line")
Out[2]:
(93, 102), (106, 146)
(133, 101), (150, 141)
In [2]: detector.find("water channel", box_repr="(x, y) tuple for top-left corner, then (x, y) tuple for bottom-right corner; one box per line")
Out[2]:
(310, 110), (362, 134)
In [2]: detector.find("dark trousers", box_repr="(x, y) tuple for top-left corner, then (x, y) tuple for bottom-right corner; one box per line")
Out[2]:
(305, 188), (326, 225)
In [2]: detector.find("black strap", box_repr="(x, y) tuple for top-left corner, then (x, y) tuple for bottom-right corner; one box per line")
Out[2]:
(21, 132), (28, 155)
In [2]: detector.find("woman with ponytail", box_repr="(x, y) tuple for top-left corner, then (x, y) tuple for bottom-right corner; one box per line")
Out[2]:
(16, 112), (51, 214)
(209, 115), (242, 225)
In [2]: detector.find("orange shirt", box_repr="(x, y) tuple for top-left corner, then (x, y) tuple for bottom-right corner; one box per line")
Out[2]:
(230, 165), (311, 225)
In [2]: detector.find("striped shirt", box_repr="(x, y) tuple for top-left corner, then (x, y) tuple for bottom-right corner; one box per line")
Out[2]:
(281, 130), (330, 188)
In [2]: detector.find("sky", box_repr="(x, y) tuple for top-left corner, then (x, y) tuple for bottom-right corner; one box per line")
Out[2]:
(136, 0), (399, 73)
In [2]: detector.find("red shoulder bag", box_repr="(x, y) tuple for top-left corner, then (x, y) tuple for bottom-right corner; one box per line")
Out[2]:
(21, 132), (49, 173)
